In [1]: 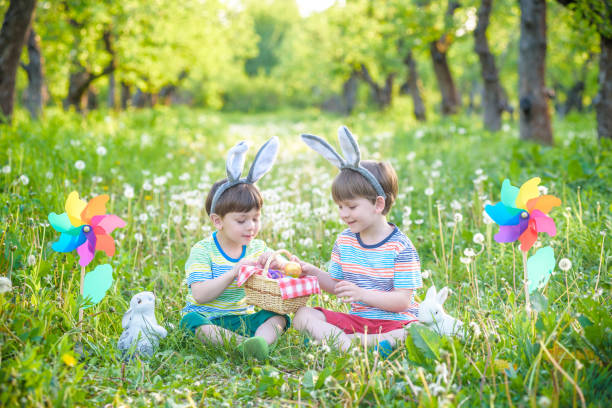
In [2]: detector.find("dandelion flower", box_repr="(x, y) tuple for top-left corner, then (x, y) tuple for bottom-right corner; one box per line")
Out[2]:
(139, 213), (149, 223)
(464, 248), (476, 257)
(134, 233), (143, 243)
(2, 165), (10, 174)
(123, 185), (134, 199)
(19, 174), (29, 185)
(425, 187), (434, 196)
(62, 353), (77, 367)
(454, 213), (463, 222)
(75, 160), (85, 171)
(421, 270), (431, 279)
(460, 256), (472, 265)
(559, 258), (572, 271)
(473, 233), (485, 244)
(96, 146), (107, 156)
(27, 254), (37, 266)
(0, 276), (12, 294)
(142, 181), (152, 191)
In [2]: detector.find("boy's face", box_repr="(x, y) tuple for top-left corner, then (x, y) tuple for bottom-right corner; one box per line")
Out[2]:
(336, 197), (384, 234)
(213, 208), (261, 246)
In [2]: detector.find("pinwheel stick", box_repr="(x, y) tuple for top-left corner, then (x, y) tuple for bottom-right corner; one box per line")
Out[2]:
(523, 251), (532, 314)
(79, 265), (85, 328)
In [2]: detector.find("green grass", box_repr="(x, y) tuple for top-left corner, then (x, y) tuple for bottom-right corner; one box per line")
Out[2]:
(1, 106), (611, 406)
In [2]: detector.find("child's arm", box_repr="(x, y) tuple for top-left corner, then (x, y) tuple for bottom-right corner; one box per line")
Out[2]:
(190, 259), (254, 304)
(334, 281), (413, 313)
(299, 261), (338, 294)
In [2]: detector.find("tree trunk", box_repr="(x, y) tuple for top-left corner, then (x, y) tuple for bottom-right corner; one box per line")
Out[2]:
(21, 27), (45, 119)
(596, 34), (612, 140)
(430, 38), (460, 115)
(561, 80), (585, 116)
(342, 70), (358, 115)
(400, 50), (426, 121)
(475, 0), (508, 131)
(0, 0), (37, 123)
(519, 0), (553, 145)
(120, 81), (130, 110)
(359, 64), (394, 109)
(103, 29), (117, 109)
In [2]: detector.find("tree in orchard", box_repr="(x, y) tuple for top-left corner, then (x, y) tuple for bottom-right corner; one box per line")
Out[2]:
(0, 0), (37, 123)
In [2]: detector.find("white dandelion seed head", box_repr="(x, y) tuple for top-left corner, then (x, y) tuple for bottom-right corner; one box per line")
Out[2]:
(538, 185), (548, 195)
(464, 248), (476, 257)
(453, 213), (463, 222)
(421, 270), (431, 279)
(473, 233), (485, 244)
(19, 174), (30, 185)
(139, 213), (149, 223)
(0, 276), (12, 294)
(142, 181), (152, 191)
(559, 258), (572, 271)
(123, 185), (134, 199)
(425, 187), (434, 196)
(2, 165), (10, 174)
(134, 233), (143, 243)
(74, 160), (85, 171)
(460, 256), (472, 265)
(27, 254), (37, 266)
(96, 146), (107, 156)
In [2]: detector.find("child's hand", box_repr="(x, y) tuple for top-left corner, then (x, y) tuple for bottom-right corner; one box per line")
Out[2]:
(334, 281), (364, 303)
(233, 258), (257, 278)
(257, 251), (280, 268)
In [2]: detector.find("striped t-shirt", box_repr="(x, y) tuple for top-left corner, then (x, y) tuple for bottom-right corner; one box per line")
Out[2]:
(182, 232), (268, 318)
(328, 225), (422, 321)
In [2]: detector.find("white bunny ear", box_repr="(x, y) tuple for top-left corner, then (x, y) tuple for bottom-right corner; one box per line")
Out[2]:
(437, 287), (449, 304)
(246, 137), (279, 183)
(301, 134), (346, 168)
(337, 126), (360, 167)
(425, 286), (437, 300)
(121, 307), (133, 329)
(226, 141), (250, 182)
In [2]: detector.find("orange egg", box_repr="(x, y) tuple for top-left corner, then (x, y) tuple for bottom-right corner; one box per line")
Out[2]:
(284, 261), (302, 277)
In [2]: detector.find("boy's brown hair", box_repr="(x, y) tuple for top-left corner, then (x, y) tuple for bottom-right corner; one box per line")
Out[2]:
(205, 179), (263, 217)
(331, 161), (398, 215)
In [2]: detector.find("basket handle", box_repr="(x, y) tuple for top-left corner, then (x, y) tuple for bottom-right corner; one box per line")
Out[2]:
(263, 249), (294, 274)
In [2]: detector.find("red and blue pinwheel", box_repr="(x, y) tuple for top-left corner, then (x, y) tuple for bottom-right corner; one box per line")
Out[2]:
(48, 192), (126, 266)
(485, 177), (561, 252)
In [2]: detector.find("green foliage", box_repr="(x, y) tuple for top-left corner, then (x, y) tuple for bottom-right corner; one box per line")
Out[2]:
(0, 106), (610, 404)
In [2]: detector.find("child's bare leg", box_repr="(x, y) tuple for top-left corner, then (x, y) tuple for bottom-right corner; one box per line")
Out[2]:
(196, 324), (245, 345)
(347, 328), (407, 347)
(293, 307), (352, 351)
(254, 315), (287, 345)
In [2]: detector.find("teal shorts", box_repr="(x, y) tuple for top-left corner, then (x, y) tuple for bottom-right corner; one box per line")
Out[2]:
(180, 310), (291, 338)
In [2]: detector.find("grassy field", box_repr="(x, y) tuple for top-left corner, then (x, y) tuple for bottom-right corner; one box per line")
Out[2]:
(1, 107), (610, 406)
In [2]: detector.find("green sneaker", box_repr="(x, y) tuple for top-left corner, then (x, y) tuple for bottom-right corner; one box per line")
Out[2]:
(237, 336), (269, 361)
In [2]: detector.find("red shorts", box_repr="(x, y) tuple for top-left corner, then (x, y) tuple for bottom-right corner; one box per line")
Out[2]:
(314, 307), (417, 334)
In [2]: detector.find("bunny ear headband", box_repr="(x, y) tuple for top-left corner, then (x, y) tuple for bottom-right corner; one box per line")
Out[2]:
(210, 137), (280, 214)
(301, 126), (386, 199)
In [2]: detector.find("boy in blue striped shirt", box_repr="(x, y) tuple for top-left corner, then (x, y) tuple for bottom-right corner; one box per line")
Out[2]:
(180, 139), (289, 361)
(293, 159), (422, 353)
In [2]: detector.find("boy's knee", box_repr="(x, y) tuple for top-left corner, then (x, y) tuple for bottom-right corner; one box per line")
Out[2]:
(293, 307), (315, 330)
(268, 315), (286, 329)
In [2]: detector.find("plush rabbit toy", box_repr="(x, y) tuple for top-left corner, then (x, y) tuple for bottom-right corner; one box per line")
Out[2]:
(418, 286), (464, 338)
(117, 291), (167, 357)
(210, 137), (279, 214)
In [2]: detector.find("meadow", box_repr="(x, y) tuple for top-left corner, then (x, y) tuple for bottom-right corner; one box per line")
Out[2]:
(0, 107), (610, 407)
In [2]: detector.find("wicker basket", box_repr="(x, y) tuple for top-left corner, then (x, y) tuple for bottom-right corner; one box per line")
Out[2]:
(244, 249), (310, 315)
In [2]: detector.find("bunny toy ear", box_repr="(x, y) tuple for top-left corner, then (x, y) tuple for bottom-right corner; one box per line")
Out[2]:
(425, 286), (437, 300)
(226, 141), (250, 182)
(337, 126), (361, 167)
(121, 307), (133, 329)
(246, 137), (279, 183)
(436, 287), (450, 304)
(301, 133), (346, 169)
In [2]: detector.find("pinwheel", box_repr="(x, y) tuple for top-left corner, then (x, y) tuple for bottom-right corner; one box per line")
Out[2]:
(485, 177), (561, 252)
(48, 191), (126, 267)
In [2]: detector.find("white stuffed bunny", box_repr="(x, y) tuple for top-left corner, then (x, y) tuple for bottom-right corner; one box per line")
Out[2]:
(117, 291), (167, 357)
(418, 286), (464, 338)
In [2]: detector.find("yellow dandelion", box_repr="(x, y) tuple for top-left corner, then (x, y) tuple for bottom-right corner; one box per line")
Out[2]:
(145, 195), (152, 201)
(62, 353), (77, 367)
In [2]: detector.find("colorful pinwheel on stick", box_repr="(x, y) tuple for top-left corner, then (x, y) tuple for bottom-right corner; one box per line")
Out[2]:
(48, 191), (126, 266)
(485, 177), (561, 312)
(485, 177), (561, 252)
